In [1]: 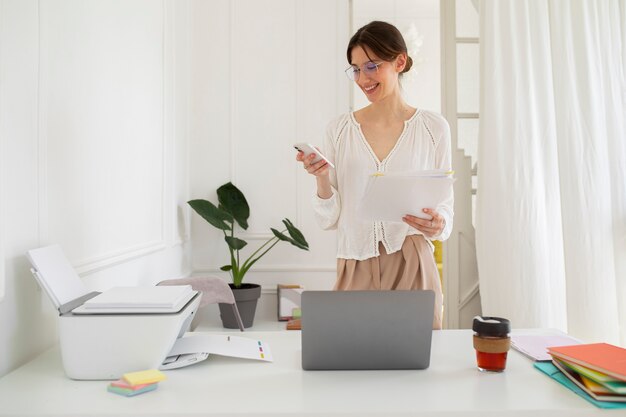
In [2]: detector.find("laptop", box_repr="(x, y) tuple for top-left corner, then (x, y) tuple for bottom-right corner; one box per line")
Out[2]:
(301, 290), (435, 370)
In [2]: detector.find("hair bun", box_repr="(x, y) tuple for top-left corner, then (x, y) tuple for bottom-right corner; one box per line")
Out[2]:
(403, 56), (413, 73)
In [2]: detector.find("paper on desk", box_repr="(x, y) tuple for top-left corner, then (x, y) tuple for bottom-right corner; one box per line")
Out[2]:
(359, 171), (454, 222)
(511, 334), (581, 361)
(168, 335), (273, 362)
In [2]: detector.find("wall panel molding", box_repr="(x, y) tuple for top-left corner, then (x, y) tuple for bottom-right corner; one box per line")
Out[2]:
(237, 232), (273, 241)
(458, 281), (479, 309)
(160, 0), (170, 247)
(38, 0), (172, 273)
(0, 149), (3, 302)
(74, 241), (166, 275)
(0, 0), (4, 301)
(229, 0), (297, 236)
(36, 0), (48, 247)
(189, 0), (347, 285)
(228, 0), (237, 186)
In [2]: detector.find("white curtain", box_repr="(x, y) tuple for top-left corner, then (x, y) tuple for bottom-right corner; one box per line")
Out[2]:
(476, 0), (626, 345)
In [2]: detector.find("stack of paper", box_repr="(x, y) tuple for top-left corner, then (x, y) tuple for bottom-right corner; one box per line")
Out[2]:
(72, 285), (195, 314)
(107, 369), (166, 397)
(511, 334), (581, 361)
(544, 343), (626, 405)
(359, 170), (454, 222)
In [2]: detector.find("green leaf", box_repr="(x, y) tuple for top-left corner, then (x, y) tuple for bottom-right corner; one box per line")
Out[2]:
(217, 182), (249, 230)
(239, 256), (263, 278)
(271, 228), (309, 251)
(187, 199), (231, 231)
(282, 218), (309, 249)
(217, 203), (234, 223)
(220, 265), (232, 271)
(231, 265), (245, 287)
(225, 236), (247, 250)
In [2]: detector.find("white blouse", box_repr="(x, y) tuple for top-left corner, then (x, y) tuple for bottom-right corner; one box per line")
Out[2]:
(312, 109), (454, 261)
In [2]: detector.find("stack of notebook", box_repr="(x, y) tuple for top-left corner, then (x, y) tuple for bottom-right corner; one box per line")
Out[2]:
(107, 369), (166, 397)
(547, 343), (626, 403)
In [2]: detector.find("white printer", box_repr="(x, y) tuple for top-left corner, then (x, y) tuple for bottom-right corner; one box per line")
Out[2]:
(27, 244), (201, 380)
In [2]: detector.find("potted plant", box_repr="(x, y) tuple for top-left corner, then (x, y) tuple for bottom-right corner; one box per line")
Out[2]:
(188, 182), (309, 328)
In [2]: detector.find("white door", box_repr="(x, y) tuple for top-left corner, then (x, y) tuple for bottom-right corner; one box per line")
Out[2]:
(441, 0), (482, 328)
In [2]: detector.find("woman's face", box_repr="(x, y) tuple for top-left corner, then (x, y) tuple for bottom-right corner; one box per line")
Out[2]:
(350, 45), (406, 103)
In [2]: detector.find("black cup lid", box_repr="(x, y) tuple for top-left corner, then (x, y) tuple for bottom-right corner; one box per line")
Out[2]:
(472, 316), (511, 336)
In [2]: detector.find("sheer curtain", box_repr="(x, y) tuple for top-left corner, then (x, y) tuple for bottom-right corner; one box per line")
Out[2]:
(476, 0), (626, 345)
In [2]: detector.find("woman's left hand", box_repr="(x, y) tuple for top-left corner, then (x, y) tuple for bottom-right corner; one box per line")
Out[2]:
(403, 208), (445, 238)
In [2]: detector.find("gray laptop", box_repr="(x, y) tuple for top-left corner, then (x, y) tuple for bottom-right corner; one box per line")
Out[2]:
(301, 290), (435, 370)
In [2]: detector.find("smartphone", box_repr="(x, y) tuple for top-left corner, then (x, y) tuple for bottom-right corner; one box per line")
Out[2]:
(293, 142), (335, 169)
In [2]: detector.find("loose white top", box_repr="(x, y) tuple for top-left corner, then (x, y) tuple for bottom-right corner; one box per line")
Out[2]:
(312, 110), (454, 261)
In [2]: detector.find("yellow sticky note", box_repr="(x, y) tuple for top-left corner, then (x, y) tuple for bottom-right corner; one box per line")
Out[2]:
(122, 369), (166, 386)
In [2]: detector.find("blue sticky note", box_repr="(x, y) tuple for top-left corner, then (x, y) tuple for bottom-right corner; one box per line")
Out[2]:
(107, 382), (158, 397)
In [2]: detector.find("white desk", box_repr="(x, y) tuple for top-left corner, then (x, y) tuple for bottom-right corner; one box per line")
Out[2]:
(0, 330), (618, 416)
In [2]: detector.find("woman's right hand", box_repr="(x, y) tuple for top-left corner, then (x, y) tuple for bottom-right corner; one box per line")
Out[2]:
(296, 150), (330, 178)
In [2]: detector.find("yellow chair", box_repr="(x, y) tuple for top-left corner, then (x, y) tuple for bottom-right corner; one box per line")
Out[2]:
(433, 240), (443, 288)
(433, 239), (444, 324)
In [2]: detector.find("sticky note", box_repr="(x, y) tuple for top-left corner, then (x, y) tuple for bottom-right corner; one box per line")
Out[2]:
(110, 379), (151, 390)
(122, 369), (166, 386)
(107, 383), (158, 397)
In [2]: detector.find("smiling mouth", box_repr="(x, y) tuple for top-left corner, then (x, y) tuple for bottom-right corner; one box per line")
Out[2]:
(363, 83), (379, 94)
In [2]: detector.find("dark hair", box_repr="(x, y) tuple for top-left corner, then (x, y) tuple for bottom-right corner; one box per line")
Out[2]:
(347, 21), (413, 74)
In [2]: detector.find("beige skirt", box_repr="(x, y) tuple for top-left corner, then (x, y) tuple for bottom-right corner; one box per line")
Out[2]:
(335, 234), (443, 330)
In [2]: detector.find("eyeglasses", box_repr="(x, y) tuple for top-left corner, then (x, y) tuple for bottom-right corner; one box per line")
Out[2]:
(345, 61), (384, 81)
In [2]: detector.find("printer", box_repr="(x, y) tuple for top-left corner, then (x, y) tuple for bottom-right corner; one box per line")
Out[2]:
(27, 244), (201, 380)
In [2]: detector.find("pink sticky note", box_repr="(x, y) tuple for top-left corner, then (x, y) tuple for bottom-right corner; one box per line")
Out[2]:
(110, 379), (151, 390)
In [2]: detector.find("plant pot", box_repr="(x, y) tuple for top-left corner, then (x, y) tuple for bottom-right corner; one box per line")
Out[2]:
(218, 283), (262, 329)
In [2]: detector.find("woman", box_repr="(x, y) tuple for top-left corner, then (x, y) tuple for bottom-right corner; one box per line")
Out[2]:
(296, 21), (453, 329)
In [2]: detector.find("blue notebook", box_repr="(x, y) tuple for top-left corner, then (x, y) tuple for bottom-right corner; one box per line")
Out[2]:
(534, 362), (626, 409)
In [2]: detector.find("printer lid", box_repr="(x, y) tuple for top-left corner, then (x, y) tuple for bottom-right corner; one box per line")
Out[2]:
(27, 244), (89, 310)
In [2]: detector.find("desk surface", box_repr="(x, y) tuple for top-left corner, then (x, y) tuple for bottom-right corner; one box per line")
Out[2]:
(0, 329), (618, 417)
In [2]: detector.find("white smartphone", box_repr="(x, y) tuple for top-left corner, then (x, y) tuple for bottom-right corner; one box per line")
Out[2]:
(294, 142), (335, 169)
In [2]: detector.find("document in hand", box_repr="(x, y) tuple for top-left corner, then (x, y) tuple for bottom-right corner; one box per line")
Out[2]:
(359, 170), (454, 223)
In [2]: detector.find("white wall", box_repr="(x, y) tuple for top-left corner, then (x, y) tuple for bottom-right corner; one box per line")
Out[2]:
(0, 0), (191, 377)
(188, 0), (350, 291)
